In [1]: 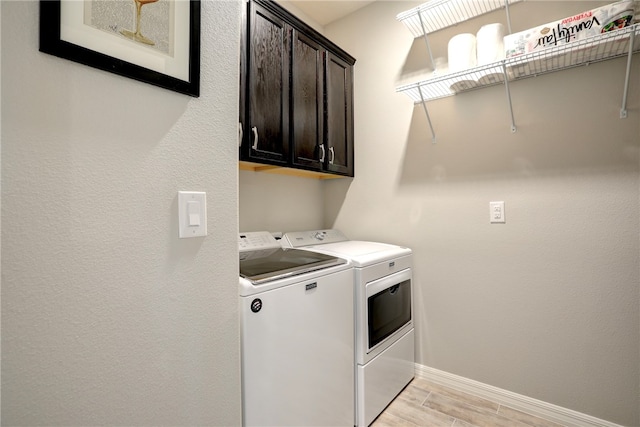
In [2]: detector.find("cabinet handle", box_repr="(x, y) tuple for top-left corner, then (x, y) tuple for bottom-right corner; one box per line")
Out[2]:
(238, 122), (243, 147)
(329, 147), (335, 164)
(251, 126), (258, 150)
(319, 144), (325, 162)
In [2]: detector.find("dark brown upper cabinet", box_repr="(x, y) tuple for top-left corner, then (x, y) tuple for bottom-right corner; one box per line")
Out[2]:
(325, 52), (354, 176)
(240, 0), (356, 177)
(291, 30), (323, 171)
(242, 1), (290, 165)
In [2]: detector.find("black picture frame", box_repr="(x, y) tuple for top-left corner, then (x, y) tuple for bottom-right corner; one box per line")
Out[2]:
(40, 0), (201, 97)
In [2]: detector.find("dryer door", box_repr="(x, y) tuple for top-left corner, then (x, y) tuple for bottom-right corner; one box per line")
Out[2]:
(364, 268), (412, 360)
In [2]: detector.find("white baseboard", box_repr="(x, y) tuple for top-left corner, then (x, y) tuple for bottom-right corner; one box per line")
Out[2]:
(414, 364), (623, 427)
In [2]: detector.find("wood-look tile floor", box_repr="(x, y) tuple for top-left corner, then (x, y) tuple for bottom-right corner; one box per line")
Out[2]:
(371, 378), (565, 427)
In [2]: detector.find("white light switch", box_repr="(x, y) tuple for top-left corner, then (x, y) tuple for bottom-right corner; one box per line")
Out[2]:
(187, 201), (201, 226)
(490, 201), (505, 223)
(179, 191), (207, 238)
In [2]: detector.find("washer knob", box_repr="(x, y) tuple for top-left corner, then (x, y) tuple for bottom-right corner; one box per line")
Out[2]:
(314, 232), (325, 241)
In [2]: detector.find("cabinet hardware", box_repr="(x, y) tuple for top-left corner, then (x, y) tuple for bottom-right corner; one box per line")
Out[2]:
(251, 126), (259, 150)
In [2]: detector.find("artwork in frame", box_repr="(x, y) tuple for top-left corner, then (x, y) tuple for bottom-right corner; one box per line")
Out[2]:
(40, 0), (200, 97)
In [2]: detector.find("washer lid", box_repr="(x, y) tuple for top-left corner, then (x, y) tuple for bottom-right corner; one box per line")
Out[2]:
(239, 248), (346, 285)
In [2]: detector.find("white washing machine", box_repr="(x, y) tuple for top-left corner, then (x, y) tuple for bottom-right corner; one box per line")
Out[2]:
(239, 231), (355, 427)
(282, 229), (415, 427)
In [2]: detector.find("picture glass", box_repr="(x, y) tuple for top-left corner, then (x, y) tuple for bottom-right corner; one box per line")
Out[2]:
(59, 0), (190, 81)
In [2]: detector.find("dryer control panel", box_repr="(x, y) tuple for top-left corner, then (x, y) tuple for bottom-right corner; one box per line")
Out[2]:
(281, 229), (348, 248)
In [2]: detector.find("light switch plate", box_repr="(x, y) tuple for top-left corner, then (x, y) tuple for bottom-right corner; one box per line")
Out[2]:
(179, 191), (207, 238)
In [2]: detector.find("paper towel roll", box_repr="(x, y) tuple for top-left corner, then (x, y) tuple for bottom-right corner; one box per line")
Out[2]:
(449, 77), (478, 93)
(476, 69), (504, 86)
(448, 33), (477, 73)
(476, 23), (506, 65)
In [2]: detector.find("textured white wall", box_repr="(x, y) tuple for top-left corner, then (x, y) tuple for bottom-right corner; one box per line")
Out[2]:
(323, 1), (639, 425)
(1, 1), (242, 425)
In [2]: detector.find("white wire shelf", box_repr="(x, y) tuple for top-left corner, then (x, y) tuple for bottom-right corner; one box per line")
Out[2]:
(396, 23), (640, 103)
(396, 0), (522, 37)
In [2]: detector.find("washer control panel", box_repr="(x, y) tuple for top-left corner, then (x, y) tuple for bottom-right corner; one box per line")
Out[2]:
(238, 231), (280, 252)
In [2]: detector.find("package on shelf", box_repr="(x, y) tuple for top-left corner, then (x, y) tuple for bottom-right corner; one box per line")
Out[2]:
(504, 0), (637, 58)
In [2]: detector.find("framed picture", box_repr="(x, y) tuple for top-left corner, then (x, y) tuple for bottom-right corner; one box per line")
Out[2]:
(40, 0), (201, 97)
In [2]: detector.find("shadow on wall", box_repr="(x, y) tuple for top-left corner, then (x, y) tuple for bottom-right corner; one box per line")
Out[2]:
(396, 35), (434, 87)
(322, 177), (353, 228)
(394, 1), (639, 187)
(397, 58), (640, 186)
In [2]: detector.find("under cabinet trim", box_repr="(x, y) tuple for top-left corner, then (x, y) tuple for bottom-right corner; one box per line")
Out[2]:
(239, 161), (348, 180)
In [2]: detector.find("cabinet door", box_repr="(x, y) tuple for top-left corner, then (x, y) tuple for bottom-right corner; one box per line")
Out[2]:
(239, 5), (247, 150)
(291, 30), (324, 171)
(245, 2), (290, 164)
(325, 52), (354, 176)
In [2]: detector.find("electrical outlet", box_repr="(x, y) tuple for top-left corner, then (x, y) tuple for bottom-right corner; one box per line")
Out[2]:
(490, 201), (505, 223)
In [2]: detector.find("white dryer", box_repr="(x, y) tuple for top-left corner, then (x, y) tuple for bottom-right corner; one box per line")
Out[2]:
(239, 231), (355, 426)
(282, 229), (415, 427)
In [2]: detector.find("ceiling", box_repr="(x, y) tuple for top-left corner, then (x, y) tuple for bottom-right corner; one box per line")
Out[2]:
(286, 1), (376, 26)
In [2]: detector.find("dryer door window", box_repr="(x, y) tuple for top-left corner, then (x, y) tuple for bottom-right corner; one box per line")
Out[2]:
(366, 273), (412, 350)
